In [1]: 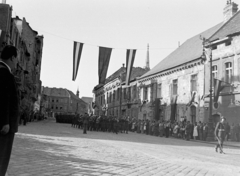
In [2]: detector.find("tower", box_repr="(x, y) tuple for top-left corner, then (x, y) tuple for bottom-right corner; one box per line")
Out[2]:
(145, 44), (150, 71)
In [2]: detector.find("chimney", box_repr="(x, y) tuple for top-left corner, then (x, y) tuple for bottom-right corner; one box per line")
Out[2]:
(223, 1), (238, 22)
(145, 44), (150, 71)
(1, 0), (6, 3)
(122, 63), (125, 68)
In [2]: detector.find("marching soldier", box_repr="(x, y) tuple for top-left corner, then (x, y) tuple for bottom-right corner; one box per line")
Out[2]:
(214, 117), (226, 154)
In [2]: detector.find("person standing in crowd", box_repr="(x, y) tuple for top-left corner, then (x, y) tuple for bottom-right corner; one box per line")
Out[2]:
(198, 121), (203, 140)
(230, 123), (235, 141)
(224, 122), (230, 141)
(214, 117), (226, 154)
(203, 123), (208, 141)
(0, 45), (20, 176)
(165, 120), (170, 138)
(237, 123), (240, 142)
(193, 122), (198, 140)
(83, 113), (89, 134)
(185, 121), (191, 141)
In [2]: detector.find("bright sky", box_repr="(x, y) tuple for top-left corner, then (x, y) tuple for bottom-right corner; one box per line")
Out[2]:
(6, 0), (240, 97)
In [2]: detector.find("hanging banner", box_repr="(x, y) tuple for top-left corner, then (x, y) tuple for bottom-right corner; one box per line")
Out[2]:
(98, 47), (112, 84)
(72, 41), (84, 81)
(126, 49), (136, 85)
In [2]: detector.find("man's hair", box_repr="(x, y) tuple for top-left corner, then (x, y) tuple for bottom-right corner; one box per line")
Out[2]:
(1, 45), (18, 60)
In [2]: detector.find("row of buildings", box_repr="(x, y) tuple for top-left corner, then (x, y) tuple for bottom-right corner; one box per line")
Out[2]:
(41, 87), (90, 117)
(92, 1), (240, 125)
(0, 2), (43, 114)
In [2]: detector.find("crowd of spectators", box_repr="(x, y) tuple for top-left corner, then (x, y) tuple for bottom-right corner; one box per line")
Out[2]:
(128, 118), (240, 142)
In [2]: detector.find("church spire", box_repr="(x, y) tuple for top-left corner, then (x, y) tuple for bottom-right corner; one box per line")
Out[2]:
(76, 87), (79, 97)
(145, 44), (150, 71)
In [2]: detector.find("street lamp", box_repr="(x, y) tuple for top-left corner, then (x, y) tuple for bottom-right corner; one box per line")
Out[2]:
(202, 38), (214, 141)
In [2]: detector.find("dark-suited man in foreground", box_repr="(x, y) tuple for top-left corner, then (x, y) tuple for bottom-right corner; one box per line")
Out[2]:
(0, 45), (20, 175)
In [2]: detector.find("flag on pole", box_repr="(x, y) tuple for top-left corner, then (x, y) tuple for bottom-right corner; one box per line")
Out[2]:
(98, 47), (112, 84)
(213, 79), (225, 103)
(72, 41), (84, 81)
(126, 49), (136, 85)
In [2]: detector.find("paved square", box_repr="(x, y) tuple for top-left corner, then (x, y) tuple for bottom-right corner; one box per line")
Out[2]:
(7, 120), (240, 176)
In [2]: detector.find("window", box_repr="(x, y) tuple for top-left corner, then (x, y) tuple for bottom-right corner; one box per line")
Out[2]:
(113, 90), (115, 102)
(172, 79), (178, 95)
(123, 88), (126, 99)
(144, 87), (148, 100)
(117, 88), (119, 101)
(56, 106), (58, 110)
(225, 62), (232, 83)
(56, 99), (59, 102)
(128, 87), (131, 100)
(212, 66), (218, 79)
(133, 85), (137, 99)
(107, 93), (108, 103)
(51, 106), (53, 109)
(157, 83), (162, 98)
(52, 99), (54, 102)
(190, 75), (197, 92)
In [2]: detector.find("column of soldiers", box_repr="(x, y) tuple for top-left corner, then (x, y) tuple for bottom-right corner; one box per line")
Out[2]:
(71, 114), (129, 135)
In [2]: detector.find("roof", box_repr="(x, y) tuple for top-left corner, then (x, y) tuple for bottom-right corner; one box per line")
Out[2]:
(81, 97), (93, 104)
(0, 4), (11, 31)
(67, 90), (88, 105)
(94, 66), (148, 90)
(209, 10), (240, 41)
(140, 22), (223, 79)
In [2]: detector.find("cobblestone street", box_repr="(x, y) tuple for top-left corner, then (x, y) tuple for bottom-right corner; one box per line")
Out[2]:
(7, 120), (240, 176)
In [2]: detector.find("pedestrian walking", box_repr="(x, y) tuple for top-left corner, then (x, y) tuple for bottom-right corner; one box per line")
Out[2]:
(0, 45), (20, 176)
(214, 117), (226, 154)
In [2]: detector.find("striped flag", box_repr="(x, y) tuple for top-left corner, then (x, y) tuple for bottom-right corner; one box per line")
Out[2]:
(126, 49), (136, 85)
(98, 47), (112, 84)
(72, 41), (84, 81)
(213, 79), (225, 103)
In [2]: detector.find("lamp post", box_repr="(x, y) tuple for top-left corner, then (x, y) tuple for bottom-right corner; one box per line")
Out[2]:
(202, 38), (214, 141)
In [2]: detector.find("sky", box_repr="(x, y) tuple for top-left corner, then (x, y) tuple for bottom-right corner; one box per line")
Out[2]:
(6, 0), (240, 97)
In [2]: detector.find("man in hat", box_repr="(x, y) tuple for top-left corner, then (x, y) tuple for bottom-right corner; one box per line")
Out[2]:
(214, 116), (226, 154)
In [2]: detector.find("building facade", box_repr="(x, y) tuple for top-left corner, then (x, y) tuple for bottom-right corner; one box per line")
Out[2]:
(93, 65), (148, 118)
(0, 2), (44, 114)
(42, 87), (88, 117)
(204, 3), (240, 125)
(137, 2), (239, 123)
